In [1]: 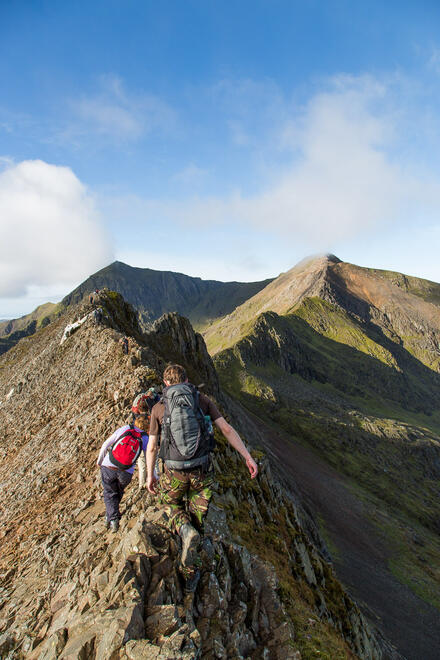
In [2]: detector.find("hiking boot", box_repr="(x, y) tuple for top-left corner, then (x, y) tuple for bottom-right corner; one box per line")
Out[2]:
(105, 520), (111, 530)
(109, 519), (119, 533)
(184, 569), (201, 593)
(179, 523), (200, 567)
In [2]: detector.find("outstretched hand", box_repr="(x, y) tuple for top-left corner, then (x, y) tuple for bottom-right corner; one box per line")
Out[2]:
(246, 455), (258, 479)
(146, 475), (159, 494)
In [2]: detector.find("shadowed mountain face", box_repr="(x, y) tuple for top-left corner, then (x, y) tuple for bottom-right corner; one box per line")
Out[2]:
(62, 260), (274, 330)
(0, 262), (272, 356)
(208, 255), (440, 659)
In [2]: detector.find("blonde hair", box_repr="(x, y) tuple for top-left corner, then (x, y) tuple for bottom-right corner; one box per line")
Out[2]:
(135, 414), (149, 432)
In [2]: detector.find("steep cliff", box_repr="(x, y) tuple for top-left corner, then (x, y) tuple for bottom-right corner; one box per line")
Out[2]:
(0, 292), (394, 659)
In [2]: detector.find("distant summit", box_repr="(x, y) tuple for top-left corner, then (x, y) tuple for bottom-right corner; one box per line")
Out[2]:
(62, 260), (274, 330)
(0, 263), (273, 355)
(2, 255), (440, 361)
(325, 253), (342, 263)
(204, 254), (440, 356)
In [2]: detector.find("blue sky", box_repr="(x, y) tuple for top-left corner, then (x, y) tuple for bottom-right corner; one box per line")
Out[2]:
(2, 0), (440, 317)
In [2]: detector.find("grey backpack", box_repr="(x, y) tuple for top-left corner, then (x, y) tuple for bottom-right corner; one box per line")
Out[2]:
(159, 383), (214, 469)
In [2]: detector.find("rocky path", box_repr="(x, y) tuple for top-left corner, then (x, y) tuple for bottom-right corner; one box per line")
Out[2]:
(242, 408), (440, 660)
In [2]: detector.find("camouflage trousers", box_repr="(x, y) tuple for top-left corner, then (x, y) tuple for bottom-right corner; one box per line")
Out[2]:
(159, 463), (214, 578)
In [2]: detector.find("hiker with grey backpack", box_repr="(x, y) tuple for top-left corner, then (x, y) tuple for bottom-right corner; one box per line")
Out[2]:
(146, 363), (258, 592)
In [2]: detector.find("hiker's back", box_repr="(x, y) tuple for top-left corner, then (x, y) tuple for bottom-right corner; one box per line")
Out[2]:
(159, 383), (213, 470)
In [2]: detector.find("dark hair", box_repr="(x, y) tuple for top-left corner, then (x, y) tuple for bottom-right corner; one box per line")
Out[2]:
(163, 363), (187, 385)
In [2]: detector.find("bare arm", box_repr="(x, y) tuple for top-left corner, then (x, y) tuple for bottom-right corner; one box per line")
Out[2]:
(214, 417), (258, 478)
(146, 434), (159, 493)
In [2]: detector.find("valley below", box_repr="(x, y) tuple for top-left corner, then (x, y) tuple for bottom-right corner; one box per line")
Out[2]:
(232, 403), (440, 659)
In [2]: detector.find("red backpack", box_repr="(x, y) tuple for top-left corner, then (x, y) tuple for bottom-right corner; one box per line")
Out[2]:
(108, 425), (143, 470)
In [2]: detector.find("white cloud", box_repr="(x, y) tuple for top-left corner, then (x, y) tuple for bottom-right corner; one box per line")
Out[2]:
(172, 163), (208, 187)
(236, 75), (404, 240)
(68, 74), (176, 142)
(114, 75), (440, 245)
(0, 159), (113, 297)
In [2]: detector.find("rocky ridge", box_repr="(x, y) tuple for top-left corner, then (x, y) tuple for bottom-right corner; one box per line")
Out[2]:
(0, 291), (394, 659)
(0, 262), (272, 358)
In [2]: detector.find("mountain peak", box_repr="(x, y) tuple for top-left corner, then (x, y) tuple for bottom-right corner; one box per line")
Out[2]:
(326, 253), (342, 263)
(290, 253), (341, 271)
(204, 253), (440, 356)
(204, 254), (340, 353)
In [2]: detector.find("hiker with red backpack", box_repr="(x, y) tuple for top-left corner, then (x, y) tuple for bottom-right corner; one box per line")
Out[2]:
(97, 400), (150, 532)
(131, 388), (160, 489)
(146, 364), (258, 592)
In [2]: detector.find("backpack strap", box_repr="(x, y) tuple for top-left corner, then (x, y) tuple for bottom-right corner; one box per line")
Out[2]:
(107, 425), (143, 469)
(107, 425), (132, 453)
(193, 388), (209, 437)
(159, 387), (172, 459)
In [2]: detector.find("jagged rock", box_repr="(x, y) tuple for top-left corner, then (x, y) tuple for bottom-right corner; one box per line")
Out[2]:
(0, 633), (14, 655)
(125, 639), (162, 659)
(145, 605), (181, 638)
(50, 582), (77, 613)
(28, 629), (67, 660)
(146, 312), (220, 397)
(293, 539), (317, 586)
(59, 631), (95, 659)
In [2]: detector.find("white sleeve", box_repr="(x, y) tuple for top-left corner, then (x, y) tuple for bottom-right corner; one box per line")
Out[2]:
(97, 428), (121, 466)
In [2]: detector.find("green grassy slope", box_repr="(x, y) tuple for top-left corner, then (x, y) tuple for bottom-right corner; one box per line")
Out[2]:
(213, 297), (440, 610)
(0, 302), (62, 356)
(0, 302), (59, 338)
